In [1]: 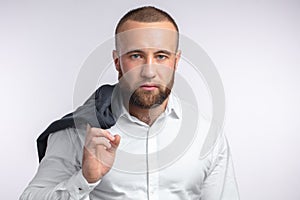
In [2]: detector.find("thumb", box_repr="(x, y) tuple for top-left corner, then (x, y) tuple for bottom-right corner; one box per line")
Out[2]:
(110, 134), (121, 150)
(86, 123), (91, 132)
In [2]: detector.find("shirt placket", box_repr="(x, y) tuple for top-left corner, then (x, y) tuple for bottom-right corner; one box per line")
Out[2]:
(147, 127), (160, 200)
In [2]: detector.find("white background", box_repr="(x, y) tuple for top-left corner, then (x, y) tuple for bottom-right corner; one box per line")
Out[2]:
(1, 1), (299, 199)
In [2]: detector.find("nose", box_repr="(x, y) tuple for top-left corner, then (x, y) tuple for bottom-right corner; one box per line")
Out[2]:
(140, 56), (156, 79)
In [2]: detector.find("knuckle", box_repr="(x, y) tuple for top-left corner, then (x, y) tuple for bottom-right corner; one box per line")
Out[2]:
(91, 137), (98, 144)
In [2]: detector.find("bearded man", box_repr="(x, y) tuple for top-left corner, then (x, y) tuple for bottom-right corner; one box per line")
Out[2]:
(20, 6), (239, 200)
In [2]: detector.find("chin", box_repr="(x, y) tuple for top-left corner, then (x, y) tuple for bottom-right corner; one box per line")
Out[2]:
(130, 88), (170, 109)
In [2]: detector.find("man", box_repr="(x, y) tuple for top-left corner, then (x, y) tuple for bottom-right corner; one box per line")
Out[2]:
(20, 6), (239, 200)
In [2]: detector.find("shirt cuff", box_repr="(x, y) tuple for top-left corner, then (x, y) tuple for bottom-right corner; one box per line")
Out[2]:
(64, 169), (101, 198)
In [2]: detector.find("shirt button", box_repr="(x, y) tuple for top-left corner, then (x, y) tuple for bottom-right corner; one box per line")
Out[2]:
(78, 187), (82, 191)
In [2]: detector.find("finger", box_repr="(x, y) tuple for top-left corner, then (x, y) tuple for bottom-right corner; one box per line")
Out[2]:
(110, 134), (121, 150)
(88, 127), (115, 141)
(99, 129), (115, 141)
(91, 137), (112, 149)
(87, 123), (91, 130)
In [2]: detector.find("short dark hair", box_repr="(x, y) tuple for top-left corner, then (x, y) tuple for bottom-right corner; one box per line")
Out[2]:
(115, 6), (179, 34)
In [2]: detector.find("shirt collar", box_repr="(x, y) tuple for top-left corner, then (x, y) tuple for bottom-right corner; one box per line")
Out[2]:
(111, 84), (181, 122)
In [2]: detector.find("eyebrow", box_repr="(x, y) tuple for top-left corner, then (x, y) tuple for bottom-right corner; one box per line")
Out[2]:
(125, 49), (144, 55)
(124, 49), (173, 56)
(155, 50), (173, 56)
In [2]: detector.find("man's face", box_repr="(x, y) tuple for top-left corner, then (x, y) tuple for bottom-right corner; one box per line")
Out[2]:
(113, 20), (181, 109)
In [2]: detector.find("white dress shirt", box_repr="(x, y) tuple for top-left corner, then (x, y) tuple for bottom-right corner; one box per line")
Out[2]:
(20, 92), (239, 200)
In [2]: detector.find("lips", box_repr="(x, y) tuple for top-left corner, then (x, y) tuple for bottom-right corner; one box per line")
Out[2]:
(140, 83), (158, 91)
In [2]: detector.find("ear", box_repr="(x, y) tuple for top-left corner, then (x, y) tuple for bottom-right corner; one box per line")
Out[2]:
(174, 50), (181, 70)
(112, 50), (121, 72)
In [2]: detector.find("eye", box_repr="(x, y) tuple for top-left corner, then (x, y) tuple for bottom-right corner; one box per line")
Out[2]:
(130, 54), (142, 59)
(156, 54), (168, 60)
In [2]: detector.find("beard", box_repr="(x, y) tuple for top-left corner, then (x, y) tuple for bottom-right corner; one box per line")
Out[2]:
(118, 71), (175, 109)
(129, 85), (172, 109)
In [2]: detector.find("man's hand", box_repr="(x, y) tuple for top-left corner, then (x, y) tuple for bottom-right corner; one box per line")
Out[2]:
(82, 124), (121, 183)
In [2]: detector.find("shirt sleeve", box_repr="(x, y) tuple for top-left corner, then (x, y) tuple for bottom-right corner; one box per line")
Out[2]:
(19, 128), (101, 200)
(200, 134), (240, 200)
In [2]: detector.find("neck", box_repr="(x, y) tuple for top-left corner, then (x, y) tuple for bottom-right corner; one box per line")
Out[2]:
(128, 98), (169, 125)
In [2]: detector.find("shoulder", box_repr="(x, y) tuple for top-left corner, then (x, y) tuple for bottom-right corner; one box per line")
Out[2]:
(45, 127), (86, 159)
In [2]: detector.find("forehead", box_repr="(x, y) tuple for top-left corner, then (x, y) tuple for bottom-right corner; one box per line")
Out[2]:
(118, 20), (177, 32)
(116, 20), (178, 55)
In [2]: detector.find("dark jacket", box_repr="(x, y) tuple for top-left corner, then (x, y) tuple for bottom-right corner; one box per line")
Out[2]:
(36, 84), (116, 162)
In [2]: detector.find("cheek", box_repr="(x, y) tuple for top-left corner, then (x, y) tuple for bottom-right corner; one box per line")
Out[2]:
(119, 60), (142, 85)
(157, 59), (176, 73)
(120, 65), (140, 80)
(119, 60), (132, 73)
(157, 63), (175, 80)
(119, 57), (143, 73)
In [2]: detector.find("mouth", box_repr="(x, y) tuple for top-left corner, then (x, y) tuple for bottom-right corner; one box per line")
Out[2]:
(139, 83), (159, 91)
